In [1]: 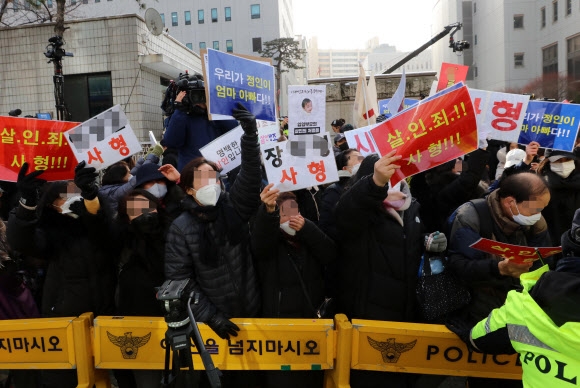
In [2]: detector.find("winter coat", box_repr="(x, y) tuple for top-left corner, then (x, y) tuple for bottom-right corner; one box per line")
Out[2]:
(541, 169), (580, 247)
(335, 176), (423, 322)
(447, 190), (551, 324)
(164, 131), (262, 322)
(163, 109), (239, 171)
(251, 204), (336, 318)
(318, 176), (350, 241)
(7, 201), (119, 317)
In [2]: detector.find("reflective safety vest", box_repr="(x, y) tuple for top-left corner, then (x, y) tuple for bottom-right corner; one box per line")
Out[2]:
(471, 265), (580, 388)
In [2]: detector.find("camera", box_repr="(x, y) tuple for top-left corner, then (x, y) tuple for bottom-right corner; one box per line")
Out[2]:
(450, 39), (470, 52)
(157, 279), (194, 328)
(44, 36), (74, 61)
(177, 72), (206, 105)
(161, 72), (206, 116)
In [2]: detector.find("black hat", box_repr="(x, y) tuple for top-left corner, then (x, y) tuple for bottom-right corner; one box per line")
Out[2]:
(134, 163), (165, 188)
(545, 149), (578, 163)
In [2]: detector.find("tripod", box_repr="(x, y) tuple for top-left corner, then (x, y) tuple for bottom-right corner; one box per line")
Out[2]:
(161, 292), (222, 388)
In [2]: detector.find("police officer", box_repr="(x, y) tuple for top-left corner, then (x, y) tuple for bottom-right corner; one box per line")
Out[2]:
(447, 209), (580, 387)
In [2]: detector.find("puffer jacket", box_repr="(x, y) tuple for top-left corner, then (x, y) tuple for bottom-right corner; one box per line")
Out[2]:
(164, 131), (262, 322)
(541, 169), (580, 247)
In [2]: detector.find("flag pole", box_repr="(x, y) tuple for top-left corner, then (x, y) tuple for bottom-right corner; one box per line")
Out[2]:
(360, 62), (371, 127)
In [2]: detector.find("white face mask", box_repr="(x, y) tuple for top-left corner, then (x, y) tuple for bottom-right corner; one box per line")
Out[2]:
(510, 203), (542, 226)
(145, 183), (167, 199)
(280, 221), (296, 236)
(350, 163), (361, 176)
(56, 195), (83, 218)
(193, 184), (221, 207)
(550, 160), (575, 179)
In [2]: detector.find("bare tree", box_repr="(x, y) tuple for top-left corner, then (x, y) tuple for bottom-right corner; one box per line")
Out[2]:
(0, 0), (82, 30)
(504, 73), (579, 102)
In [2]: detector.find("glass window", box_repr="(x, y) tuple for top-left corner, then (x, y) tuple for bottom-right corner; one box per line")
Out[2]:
(568, 35), (580, 84)
(566, 0), (572, 15)
(514, 15), (524, 29)
(514, 53), (524, 67)
(160, 13), (165, 26)
(543, 44), (559, 97)
(474, 35), (478, 45)
(473, 2), (476, 13)
(83, 0), (88, 4)
(553, 0), (558, 22)
(200, 42), (207, 50)
(252, 37), (262, 52)
(225, 7), (231, 21)
(185, 11), (191, 25)
(94, 0), (99, 2)
(13, 0), (19, 11)
(226, 40), (233, 53)
(213, 41), (219, 50)
(198, 9), (204, 24)
(64, 73), (114, 123)
(186, 43), (193, 50)
(171, 12), (178, 26)
(211, 8), (217, 22)
(541, 7), (546, 27)
(71, 0), (76, 4)
(251, 4), (260, 19)
(47, 0), (53, 7)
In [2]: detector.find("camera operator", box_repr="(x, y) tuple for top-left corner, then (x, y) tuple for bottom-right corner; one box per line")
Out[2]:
(162, 74), (239, 172)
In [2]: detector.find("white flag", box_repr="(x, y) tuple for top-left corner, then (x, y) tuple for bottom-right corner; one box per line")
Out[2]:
(353, 63), (377, 128)
(386, 69), (406, 117)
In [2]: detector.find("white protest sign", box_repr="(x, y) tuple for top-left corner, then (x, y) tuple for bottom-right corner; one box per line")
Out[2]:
(261, 135), (339, 192)
(257, 120), (280, 146)
(344, 124), (381, 156)
(288, 85), (326, 136)
(65, 105), (142, 171)
(469, 89), (530, 143)
(200, 125), (244, 174)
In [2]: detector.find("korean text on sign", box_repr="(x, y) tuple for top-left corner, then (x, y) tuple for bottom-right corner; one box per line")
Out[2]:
(200, 125), (244, 174)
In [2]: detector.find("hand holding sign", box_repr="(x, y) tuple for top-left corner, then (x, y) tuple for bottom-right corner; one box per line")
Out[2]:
(498, 258), (533, 278)
(17, 162), (46, 207)
(74, 161), (99, 200)
(524, 141), (540, 166)
(232, 103), (257, 136)
(372, 150), (402, 187)
(260, 183), (279, 213)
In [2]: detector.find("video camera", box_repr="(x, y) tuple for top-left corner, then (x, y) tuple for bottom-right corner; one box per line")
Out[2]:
(161, 71), (206, 117)
(44, 36), (74, 62)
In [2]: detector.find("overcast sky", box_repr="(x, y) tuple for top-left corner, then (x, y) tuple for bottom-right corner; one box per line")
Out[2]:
(292, 0), (434, 52)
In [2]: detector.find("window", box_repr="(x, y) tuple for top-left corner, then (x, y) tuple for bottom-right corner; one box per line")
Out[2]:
(226, 40), (233, 53)
(566, 0), (572, 15)
(47, 0), (53, 7)
(198, 9), (204, 24)
(474, 34), (478, 45)
(225, 7), (231, 21)
(541, 7), (546, 27)
(251, 4), (260, 19)
(211, 8), (218, 22)
(171, 12), (178, 26)
(543, 44), (559, 97)
(160, 13), (165, 26)
(474, 2), (476, 13)
(514, 14), (524, 29)
(213, 41), (219, 50)
(71, 0), (76, 4)
(83, 0), (88, 4)
(12, 0), (18, 11)
(185, 11), (191, 25)
(199, 42), (206, 50)
(252, 37), (262, 52)
(568, 35), (580, 87)
(63, 73), (114, 123)
(553, 0), (558, 22)
(94, 0), (99, 3)
(514, 53), (524, 67)
(186, 43), (193, 50)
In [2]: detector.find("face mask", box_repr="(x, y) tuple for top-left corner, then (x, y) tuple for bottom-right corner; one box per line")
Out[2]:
(145, 183), (167, 199)
(56, 195), (83, 218)
(131, 212), (160, 233)
(550, 160), (575, 178)
(339, 142), (349, 151)
(350, 163), (361, 176)
(510, 203), (542, 226)
(193, 184), (221, 207)
(280, 221), (296, 236)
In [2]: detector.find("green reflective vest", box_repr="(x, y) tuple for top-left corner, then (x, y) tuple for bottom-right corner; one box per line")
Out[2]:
(471, 265), (580, 387)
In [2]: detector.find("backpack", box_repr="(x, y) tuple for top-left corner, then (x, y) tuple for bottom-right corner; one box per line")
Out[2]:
(445, 198), (493, 241)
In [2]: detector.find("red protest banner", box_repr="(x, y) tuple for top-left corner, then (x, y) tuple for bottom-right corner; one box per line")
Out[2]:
(369, 85), (478, 186)
(470, 238), (562, 264)
(436, 63), (469, 92)
(0, 117), (80, 182)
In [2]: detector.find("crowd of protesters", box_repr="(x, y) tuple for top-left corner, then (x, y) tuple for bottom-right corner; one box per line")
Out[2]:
(1, 101), (580, 388)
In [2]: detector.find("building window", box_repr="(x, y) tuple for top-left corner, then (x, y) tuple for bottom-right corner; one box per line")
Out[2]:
(474, 34), (478, 45)
(251, 4), (260, 19)
(185, 11), (191, 25)
(83, 0), (88, 4)
(514, 14), (524, 29)
(543, 43), (559, 97)
(514, 53), (524, 67)
(225, 7), (231, 21)
(186, 43), (193, 50)
(568, 36), (580, 101)
(200, 42), (206, 50)
(171, 12), (178, 26)
(160, 13), (165, 26)
(211, 8), (218, 22)
(474, 66), (478, 77)
(252, 37), (262, 52)
(473, 2), (476, 13)
(94, 0), (99, 3)
(226, 40), (233, 53)
(71, 0), (76, 4)
(63, 73), (114, 123)
(198, 10), (204, 24)
(213, 41), (219, 50)
(47, 0), (53, 7)
(553, 0), (558, 22)
(541, 7), (546, 27)
(566, 0), (572, 15)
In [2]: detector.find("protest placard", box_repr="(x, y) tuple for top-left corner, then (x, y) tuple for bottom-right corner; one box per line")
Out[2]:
(469, 89), (530, 143)
(344, 124), (380, 156)
(200, 125), (244, 174)
(65, 105), (142, 171)
(257, 120), (280, 146)
(470, 238), (562, 264)
(261, 135), (339, 192)
(378, 98), (419, 118)
(436, 63), (469, 92)
(288, 85), (326, 136)
(370, 85), (478, 186)
(0, 117), (79, 182)
(518, 100), (580, 151)
(204, 49), (276, 122)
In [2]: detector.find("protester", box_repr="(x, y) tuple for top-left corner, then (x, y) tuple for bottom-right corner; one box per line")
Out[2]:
(251, 185), (336, 388)
(340, 123), (354, 133)
(164, 103), (262, 388)
(159, 138), (179, 169)
(330, 118), (345, 134)
(447, 208), (580, 388)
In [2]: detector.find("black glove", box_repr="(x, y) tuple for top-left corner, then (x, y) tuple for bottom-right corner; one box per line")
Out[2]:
(445, 317), (474, 349)
(571, 209), (580, 243)
(232, 102), (257, 136)
(74, 161), (99, 200)
(17, 162), (46, 207)
(206, 313), (240, 340)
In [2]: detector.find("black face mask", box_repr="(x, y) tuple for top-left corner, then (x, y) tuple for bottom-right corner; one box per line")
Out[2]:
(130, 212), (160, 234)
(339, 142), (349, 151)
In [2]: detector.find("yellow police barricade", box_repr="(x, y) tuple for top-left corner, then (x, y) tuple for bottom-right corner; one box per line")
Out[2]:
(93, 316), (335, 385)
(348, 319), (523, 381)
(0, 312), (99, 388)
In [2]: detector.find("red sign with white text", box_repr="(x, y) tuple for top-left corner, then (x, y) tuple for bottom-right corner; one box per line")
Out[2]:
(436, 63), (469, 92)
(0, 117), (79, 182)
(470, 238), (562, 264)
(369, 85), (478, 186)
